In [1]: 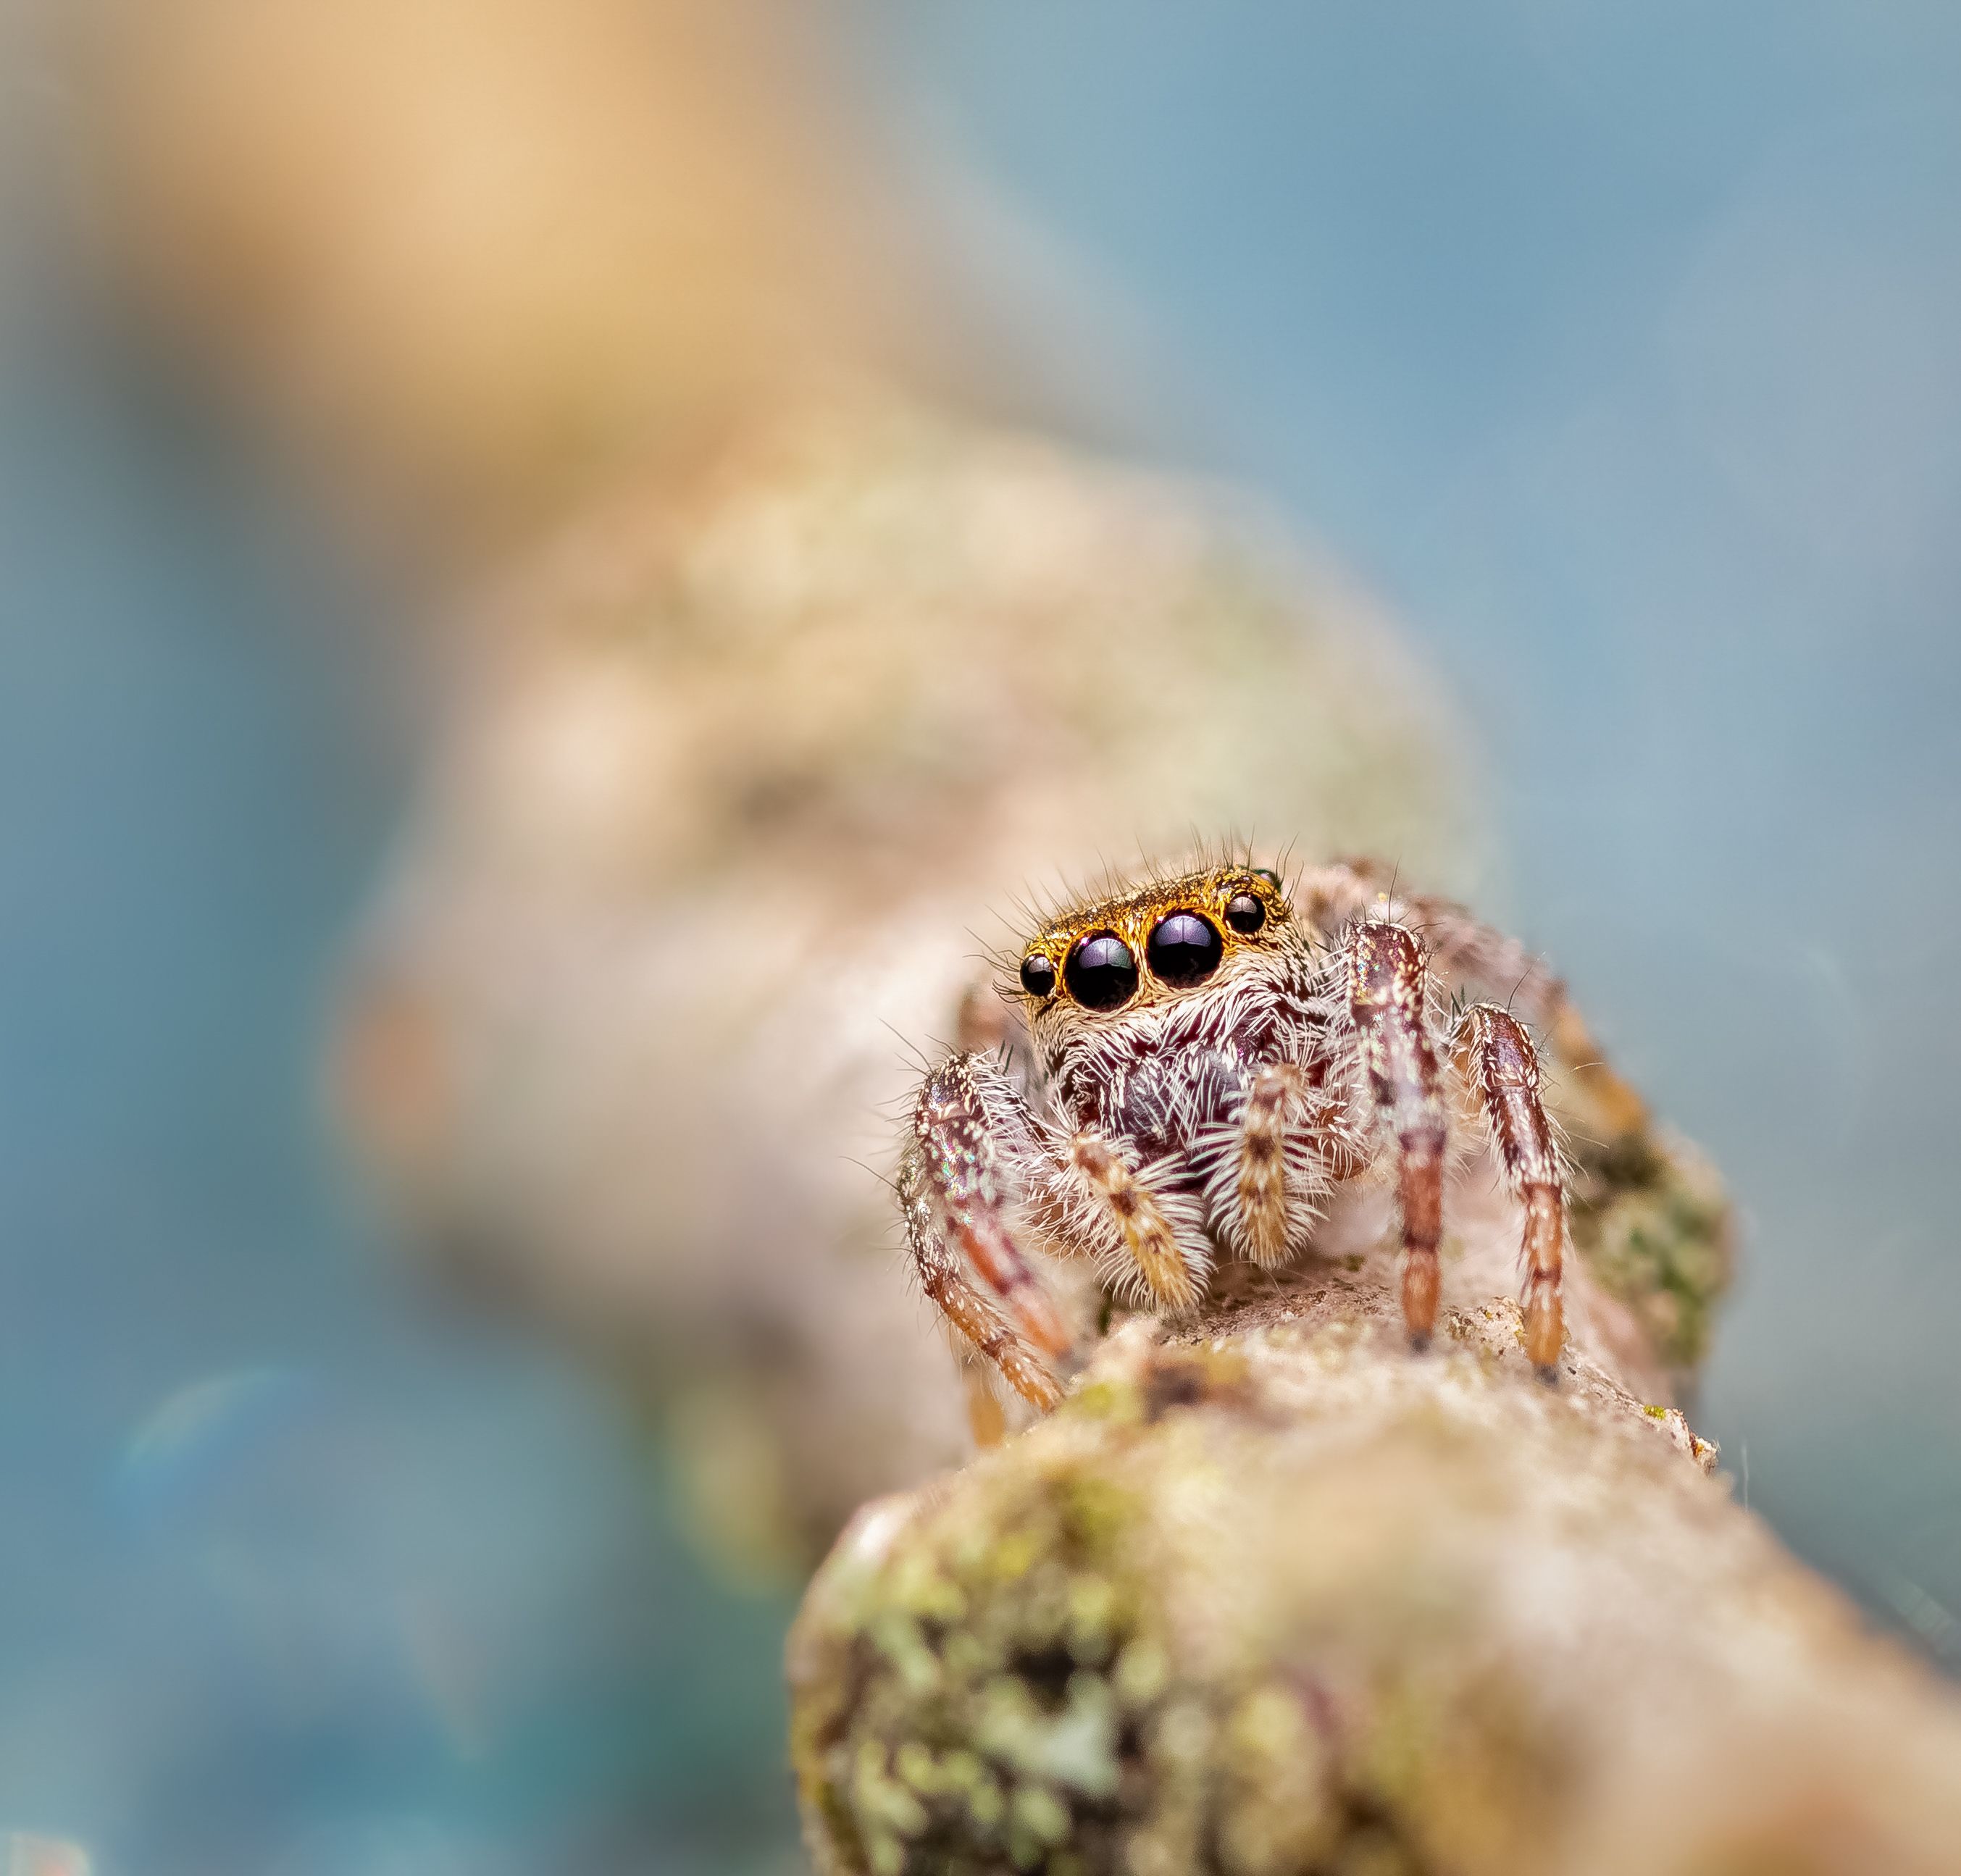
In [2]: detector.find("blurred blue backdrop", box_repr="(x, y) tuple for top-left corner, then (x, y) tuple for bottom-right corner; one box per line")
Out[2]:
(0, 289), (800, 1871)
(4, 4), (1960, 1869)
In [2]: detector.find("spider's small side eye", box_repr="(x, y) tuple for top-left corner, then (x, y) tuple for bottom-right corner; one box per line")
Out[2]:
(1250, 867), (1281, 889)
(1064, 932), (1139, 1010)
(1019, 953), (1057, 997)
(1146, 911), (1223, 987)
(1225, 893), (1267, 934)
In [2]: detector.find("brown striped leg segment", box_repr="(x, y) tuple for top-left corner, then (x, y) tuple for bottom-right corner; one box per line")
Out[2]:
(903, 1055), (1068, 1410)
(1069, 1134), (1200, 1311)
(1236, 1062), (1307, 1266)
(912, 1239), (1063, 1412)
(1342, 921), (1447, 1349)
(1458, 1003), (1568, 1377)
(1299, 858), (1649, 1139)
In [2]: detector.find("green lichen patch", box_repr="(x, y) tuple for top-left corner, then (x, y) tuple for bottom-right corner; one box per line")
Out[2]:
(1568, 1127), (1733, 1375)
(793, 1260), (1961, 1876)
(791, 1460), (1157, 1872)
(790, 1339), (1600, 1876)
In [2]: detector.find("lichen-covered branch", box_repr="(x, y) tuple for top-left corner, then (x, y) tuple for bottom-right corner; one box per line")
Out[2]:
(789, 1273), (1961, 1875)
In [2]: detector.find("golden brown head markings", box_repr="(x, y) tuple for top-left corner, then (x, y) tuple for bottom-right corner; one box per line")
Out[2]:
(899, 853), (1660, 1412)
(1012, 863), (1292, 1018)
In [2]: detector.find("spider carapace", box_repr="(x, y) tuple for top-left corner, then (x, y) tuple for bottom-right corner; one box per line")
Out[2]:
(898, 856), (1633, 1412)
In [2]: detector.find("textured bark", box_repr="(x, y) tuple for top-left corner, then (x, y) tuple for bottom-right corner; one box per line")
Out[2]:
(788, 1268), (1961, 1876)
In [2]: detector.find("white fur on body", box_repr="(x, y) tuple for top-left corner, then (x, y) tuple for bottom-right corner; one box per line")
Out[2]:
(904, 929), (1371, 1375)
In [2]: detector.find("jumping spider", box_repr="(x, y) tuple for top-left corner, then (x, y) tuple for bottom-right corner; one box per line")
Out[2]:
(899, 856), (1651, 1410)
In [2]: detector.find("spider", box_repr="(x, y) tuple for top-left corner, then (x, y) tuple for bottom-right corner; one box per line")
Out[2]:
(898, 856), (1650, 1410)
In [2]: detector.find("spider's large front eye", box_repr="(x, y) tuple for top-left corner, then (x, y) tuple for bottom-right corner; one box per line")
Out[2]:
(1146, 911), (1223, 987)
(1019, 953), (1057, 997)
(1064, 932), (1138, 1010)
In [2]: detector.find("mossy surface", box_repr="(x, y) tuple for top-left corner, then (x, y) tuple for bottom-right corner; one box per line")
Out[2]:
(793, 1438), (1168, 1875)
(789, 1331), (1607, 1876)
(1566, 1128), (1733, 1375)
(785, 942), (1961, 1876)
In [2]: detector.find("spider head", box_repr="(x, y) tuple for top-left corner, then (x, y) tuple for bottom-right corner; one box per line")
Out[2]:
(1009, 863), (1295, 1041)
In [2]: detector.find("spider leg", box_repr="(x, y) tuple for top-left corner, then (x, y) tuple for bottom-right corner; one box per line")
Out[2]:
(1300, 858), (1647, 1138)
(1064, 1134), (1201, 1310)
(1340, 919), (1447, 1349)
(1232, 1062), (1310, 1267)
(901, 1052), (1068, 1411)
(1455, 1002), (1568, 1378)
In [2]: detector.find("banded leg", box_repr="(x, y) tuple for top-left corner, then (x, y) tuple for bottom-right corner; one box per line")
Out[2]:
(902, 1054), (1069, 1410)
(1299, 858), (1647, 1139)
(1457, 1003), (1567, 1377)
(1342, 921), (1447, 1349)
(1066, 1135), (1200, 1310)
(1234, 1062), (1309, 1266)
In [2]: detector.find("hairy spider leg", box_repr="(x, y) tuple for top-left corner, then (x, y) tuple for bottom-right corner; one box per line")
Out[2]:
(1233, 1061), (1309, 1266)
(1457, 1002), (1568, 1377)
(902, 1053), (1068, 1410)
(1066, 1135), (1200, 1310)
(1300, 858), (1648, 1139)
(1341, 921), (1447, 1349)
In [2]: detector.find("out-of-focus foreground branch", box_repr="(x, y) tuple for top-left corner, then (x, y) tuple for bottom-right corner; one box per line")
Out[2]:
(790, 1271), (1961, 1876)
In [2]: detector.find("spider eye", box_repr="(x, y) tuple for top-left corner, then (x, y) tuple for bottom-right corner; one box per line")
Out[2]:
(1146, 911), (1223, 987)
(1250, 868), (1281, 889)
(1063, 932), (1139, 1010)
(1225, 893), (1267, 935)
(1019, 952), (1057, 997)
